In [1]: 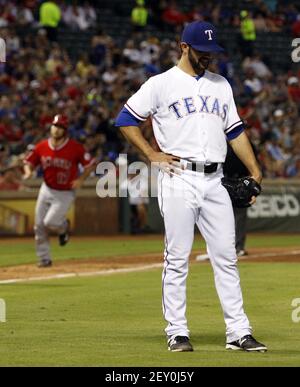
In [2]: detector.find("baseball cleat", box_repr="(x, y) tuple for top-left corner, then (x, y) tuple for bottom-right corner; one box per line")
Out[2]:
(37, 260), (52, 268)
(226, 335), (267, 352)
(59, 220), (70, 246)
(168, 336), (194, 352)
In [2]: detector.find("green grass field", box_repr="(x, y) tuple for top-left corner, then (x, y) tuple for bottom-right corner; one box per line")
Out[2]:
(0, 235), (300, 367)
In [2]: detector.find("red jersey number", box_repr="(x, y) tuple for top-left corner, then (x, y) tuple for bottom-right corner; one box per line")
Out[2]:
(57, 171), (70, 185)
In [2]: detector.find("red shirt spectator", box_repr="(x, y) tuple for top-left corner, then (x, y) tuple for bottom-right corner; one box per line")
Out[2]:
(288, 77), (300, 104)
(0, 170), (23, 191)
(292, 17), (300, 37)
(186, 6), (204, 22)
(39, 114), (53, 129)
(162, 2), (186, 26)
(0, 120), (22, 142)
(66, 85), (82, 100)
(0, 5), (16, 25)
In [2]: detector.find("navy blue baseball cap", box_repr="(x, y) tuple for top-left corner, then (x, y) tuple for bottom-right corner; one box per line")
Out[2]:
(181, 21), (224, 53)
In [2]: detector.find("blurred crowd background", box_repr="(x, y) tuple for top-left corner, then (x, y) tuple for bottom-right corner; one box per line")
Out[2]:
(0, 0), (300, 191)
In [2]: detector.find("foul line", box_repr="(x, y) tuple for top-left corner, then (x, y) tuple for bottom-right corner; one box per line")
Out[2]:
(0, 263), (163, 285)
(195, 249), (300, 262)
(238, 249), (300, 260)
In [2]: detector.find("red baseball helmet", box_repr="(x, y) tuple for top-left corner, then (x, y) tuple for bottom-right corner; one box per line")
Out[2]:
(52, 114), (69, 130)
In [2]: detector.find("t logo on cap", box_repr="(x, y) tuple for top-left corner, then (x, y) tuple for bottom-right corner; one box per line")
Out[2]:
(181, 21), (224, 53)
(205, 30), (213, 40)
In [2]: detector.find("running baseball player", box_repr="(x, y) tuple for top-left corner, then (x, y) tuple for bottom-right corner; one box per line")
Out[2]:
(115, 21), (267, 352)
(23, 114), (95, 268)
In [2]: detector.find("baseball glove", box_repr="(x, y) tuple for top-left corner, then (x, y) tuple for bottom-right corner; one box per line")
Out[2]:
(221, 177), (262, 208)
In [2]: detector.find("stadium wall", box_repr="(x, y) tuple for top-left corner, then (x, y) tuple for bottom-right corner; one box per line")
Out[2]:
(0, 188), (119, 236)
(0, 180), (300, 236)
(147, 179), (300, 234)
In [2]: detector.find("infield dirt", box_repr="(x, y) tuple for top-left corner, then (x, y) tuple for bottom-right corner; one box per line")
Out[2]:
(0, 244), (299, 282)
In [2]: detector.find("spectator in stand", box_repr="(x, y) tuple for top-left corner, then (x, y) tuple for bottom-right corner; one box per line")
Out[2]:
(140, 37), (160, 65)
(147, 0), (166, 28)
(39, 0), (61, 41)
(24, 0), (39, 10)
(161, 0), (186, 31)
(186, 3), (222, 25)
(82, 1), (97, 29)
(211, 4), (222, 25)
(218, 52), (235, 85)
(266, 135), (287, 177)
(249, 0), (269, 15)
(240, 10), (256, 57)
(292, 15), (300, 37)
(186, 5), (205, 22)
(253, 12), (269, 31)
(287, 126), (300, 177)
(62, 1), (96, 31)
(244, 68), (263, 96)
(123, 39), (143, 64)
(76, 53), (95, 79)
(0, 169), (23, 190)
(0, 144), (9, 170)
(272, 12), (286, 31)
(263, 0), (278, 13)
(16, 4), (35, 26)
(0, 157), (25, 191)
(242, 53), (272, 80)
(271, 109), (290, 144)
(89, 28), (111, 67)
(287, 77), (300, 109)
(287, 76), (300, 105)
(0, 2), (17, 27)
(286, 158), (300, 178)
(0, 4), (299, 181)
(131, 0), (149, 32)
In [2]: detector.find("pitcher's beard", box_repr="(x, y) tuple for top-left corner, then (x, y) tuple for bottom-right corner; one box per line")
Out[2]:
(188, 50), (210, 75)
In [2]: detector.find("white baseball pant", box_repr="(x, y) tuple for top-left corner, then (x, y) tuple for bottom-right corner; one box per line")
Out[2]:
(157, 166), (252, 343)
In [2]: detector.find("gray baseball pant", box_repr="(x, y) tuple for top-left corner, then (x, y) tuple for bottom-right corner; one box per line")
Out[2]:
(35, 183), (75, 263)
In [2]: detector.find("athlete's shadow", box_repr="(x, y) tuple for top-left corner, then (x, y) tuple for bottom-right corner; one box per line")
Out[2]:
(190, 332), (226, 347)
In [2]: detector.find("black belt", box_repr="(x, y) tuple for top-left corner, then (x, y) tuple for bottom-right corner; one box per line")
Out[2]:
(187, 162), (219, 173)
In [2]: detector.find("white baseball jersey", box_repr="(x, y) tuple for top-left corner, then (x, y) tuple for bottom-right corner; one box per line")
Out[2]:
(118, 65), (253, 344)
(125, 66), (242, 162)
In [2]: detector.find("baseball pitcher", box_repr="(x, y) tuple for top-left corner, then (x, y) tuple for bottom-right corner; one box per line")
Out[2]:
(115, 21), (267, 352)
(23, 114), (95, 268)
